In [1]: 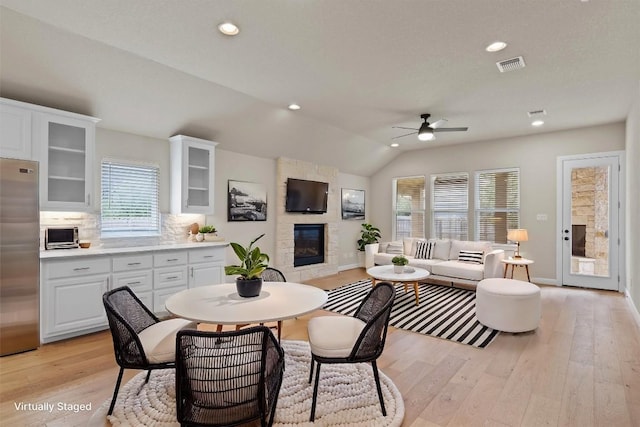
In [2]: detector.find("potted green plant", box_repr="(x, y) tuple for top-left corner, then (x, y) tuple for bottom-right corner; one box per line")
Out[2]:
(198, 225), (217, 241)
(391, 255), (409, 273)
(358, 223), (381, 268)
(357, 223), (381, 251)
(224, 233), (270, 297)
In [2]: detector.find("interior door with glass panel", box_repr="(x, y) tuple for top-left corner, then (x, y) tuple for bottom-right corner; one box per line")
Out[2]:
(560, 154), (621, 291)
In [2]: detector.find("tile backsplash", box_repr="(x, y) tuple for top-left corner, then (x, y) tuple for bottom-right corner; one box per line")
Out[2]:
(39, 212), (206, 249)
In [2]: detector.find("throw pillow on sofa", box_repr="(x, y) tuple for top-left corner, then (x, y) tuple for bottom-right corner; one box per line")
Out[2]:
(386, 241), (404, 254)
(415, 240), (435, 259)
(432, 239), (452, 260)
(458, 250), (484, 264)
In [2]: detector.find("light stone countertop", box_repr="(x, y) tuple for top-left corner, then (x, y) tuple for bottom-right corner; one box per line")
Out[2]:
(39, 241), (228, 259)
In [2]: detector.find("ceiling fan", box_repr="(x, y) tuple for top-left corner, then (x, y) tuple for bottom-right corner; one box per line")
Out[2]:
(392, 113), (468, 141)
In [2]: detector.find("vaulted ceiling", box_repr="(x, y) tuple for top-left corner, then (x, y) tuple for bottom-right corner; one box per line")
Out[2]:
(1, 0), (638, 176)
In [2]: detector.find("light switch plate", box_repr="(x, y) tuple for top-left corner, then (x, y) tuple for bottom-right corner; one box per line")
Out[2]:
(536, 213), (548, 221)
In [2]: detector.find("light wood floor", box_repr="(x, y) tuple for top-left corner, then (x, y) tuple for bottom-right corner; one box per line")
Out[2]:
(1, 268), (639, 426)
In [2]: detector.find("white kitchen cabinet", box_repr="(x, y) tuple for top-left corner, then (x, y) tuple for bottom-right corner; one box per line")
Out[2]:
(0, 97), (100, 211)
(41, 257), (110, 343)
(40, 243), (227, 343)
(112, 254), (153, 310)
(0, 99), (32, 160)
(37, 112), (99, 211)
(169, 135), (218, 214)
(153, 251), (188, 313)
(188, 246), (225, 288)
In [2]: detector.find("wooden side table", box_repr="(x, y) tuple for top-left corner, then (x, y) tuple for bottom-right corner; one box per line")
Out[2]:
(501, 258), (534, 282)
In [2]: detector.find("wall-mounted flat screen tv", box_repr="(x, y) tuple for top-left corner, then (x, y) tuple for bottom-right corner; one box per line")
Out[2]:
(285, 178), (328, 213)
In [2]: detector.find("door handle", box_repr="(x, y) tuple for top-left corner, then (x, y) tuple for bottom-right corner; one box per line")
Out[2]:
(564, 237), (569, 241)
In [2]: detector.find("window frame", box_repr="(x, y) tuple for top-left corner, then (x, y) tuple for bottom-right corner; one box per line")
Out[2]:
(100, 158), (161, 238)
(392, 175), (426, 241)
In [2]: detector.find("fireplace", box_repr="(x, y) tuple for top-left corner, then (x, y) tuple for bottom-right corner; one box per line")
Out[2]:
(294, 224), (325, 267)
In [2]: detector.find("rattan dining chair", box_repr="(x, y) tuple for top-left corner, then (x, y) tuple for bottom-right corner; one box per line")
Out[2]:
(175, 326), (285, 427)
(102, 286), (196, 415)
(306, 281), (395, 422)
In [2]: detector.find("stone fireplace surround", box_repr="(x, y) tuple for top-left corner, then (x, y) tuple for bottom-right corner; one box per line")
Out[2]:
(275, 158), (339, 282)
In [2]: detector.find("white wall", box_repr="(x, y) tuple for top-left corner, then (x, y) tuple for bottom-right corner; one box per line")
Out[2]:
(337, 172), (371, 269)
(370, 123), (626, 282)
(625, 82), (640, 318)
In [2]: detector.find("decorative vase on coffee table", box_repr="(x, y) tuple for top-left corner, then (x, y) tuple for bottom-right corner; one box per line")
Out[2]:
(236, 277), (263, 297)
(393, 265), (404, 274)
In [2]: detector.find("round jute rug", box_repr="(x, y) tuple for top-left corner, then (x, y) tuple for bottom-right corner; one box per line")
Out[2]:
(89, 340), (404, 426)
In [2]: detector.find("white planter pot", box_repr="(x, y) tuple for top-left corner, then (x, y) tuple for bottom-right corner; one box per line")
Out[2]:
(364, 243), (379, 269)
(393, 265), (404, 274)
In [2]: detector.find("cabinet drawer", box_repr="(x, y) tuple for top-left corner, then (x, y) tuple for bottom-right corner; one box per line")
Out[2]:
(45, 257), (110, 279)
(154, 251), (187, 267)
(189, 247), (225, 264)
(112, 270), (153, 293)
(113, 254), (153, 272)
(154, 266), (188, 290)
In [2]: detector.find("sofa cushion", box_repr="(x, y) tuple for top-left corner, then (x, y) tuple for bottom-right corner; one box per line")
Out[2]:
(386, 241), (404, 254)
(458, 250), (484, 264)
(449, 240), (492, 260)
(431, 260), (484, 281)
(415, 240), (435, 259)
(409, 257), (444, 272)
(432, 239), (452, 260)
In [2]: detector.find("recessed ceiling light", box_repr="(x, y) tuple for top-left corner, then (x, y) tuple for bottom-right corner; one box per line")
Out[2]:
(531, 120), (545, 127)
(288, 103), (301, 111)
(485, 41), (507, 52)
(218, 22), (240, 36)
(390, 143), (399, 147)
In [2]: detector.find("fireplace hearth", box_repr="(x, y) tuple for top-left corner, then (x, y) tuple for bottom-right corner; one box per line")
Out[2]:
(294, 224), (325, 267)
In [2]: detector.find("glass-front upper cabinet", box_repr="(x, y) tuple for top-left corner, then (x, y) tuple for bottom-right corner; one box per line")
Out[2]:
(169, 135), (218, 214)
(37, 112), (100, 211)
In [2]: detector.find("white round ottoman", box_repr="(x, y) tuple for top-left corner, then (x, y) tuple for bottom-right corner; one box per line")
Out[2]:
(476, 278), (541, 333)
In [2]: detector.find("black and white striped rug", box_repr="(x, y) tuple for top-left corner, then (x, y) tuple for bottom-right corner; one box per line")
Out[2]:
(324, 279), (499, 348)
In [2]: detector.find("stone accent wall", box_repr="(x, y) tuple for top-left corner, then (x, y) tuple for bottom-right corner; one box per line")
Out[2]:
(571, 166), (609, 276)
(274, 158), (340, 282)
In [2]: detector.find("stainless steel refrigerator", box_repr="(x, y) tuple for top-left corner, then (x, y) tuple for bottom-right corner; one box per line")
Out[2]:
(0, 157), (40, 356)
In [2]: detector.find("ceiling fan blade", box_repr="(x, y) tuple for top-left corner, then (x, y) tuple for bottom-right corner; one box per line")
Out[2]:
(392, 126), (419, 131)
(392, 131), (418, 139)
(433, 127), (469, 132)
(429, 119), (448, 129)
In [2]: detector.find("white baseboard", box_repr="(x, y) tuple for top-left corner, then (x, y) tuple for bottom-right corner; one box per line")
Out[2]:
(339, 263), (361, 272)
(625, 288), (640, 329)
(531, 277), (559, 286)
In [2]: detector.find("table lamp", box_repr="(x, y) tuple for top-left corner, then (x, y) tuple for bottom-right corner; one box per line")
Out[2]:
(507, 229), (528, 259)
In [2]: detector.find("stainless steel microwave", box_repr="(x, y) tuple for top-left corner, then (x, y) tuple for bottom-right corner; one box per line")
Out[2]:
(45, 227), (79, 250)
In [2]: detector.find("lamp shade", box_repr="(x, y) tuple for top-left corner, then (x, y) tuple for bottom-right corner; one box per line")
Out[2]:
(507, 229), (528, 242)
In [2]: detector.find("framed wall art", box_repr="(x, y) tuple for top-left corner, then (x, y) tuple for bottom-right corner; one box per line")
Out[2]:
(341, 188), (365, 220)
(228, 180), (267, 221)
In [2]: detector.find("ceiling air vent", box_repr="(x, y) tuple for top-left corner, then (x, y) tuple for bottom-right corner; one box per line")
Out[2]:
(496, 56), (526, 73)
(527, 109), (547, 118)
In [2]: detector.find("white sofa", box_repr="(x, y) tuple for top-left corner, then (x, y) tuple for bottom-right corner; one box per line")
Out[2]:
(372, 238), (505, 288)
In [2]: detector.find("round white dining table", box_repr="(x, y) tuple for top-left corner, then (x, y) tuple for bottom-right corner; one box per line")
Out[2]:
(165, 281), (328, 325)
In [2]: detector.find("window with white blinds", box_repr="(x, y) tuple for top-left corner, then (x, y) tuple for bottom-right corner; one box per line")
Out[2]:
(101, 160), (160, 235)
(431, 173), (468, 240)
(393, 176), (425, 240)
(475, 168), (520, 243)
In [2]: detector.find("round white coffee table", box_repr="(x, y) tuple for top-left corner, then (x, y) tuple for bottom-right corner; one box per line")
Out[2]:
(501, 258), (534, 282)
(367, 265), (430, 305)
